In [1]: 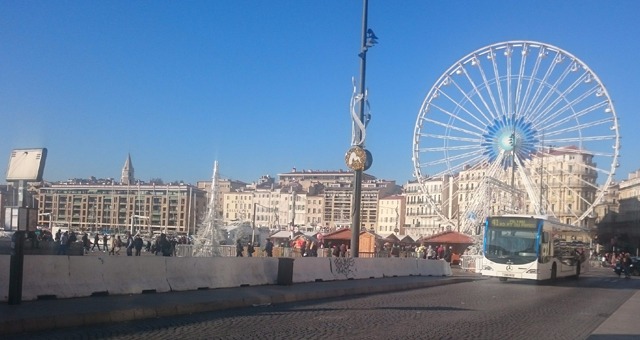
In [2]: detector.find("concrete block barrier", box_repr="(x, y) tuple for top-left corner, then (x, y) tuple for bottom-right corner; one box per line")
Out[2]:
(353, 258), (382, 279)
(165, 257), (201, 291)
(237, 257), (278, 285)
(22, 255), (70, 300)
(292, 258), (334, 283)
(67, 256), (109, 297)
(0, 254), (452, 302)
(101, 256), (170, 296)
(416, 259), (452, 276)
(377, 258), (416, 277)
(329, 257), (358, 280)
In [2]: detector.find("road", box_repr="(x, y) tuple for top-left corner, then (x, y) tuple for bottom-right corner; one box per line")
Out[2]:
(10, 267), (638, 340)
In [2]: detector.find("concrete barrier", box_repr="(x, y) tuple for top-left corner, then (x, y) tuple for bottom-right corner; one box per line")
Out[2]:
(22, 255), (70, 300)
(166, 257), (279, 291)
(0, 255), (452, 302)
(66, 256), (109, 297)
(292, 258), (334, 282)
(353, 258), (383, 279)
(417, 259), (452, 276)
(100, 256), (171, 296)
(328, 257), (358, 280)
(377, 258), (416, 277)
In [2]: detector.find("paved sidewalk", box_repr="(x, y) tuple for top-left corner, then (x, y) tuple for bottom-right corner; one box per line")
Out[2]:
(588, 289), (640, 339)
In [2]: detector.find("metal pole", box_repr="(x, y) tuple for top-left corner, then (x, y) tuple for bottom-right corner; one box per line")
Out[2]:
(8, 181), (27, 305)
(510, 130), (516, 212)
(252, 198), (257, 244)
(350, 0), (369, 258)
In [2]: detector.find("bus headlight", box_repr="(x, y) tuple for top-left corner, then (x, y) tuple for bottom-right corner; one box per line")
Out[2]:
(483, 265), (494, 271)
(526, 269), (539, 274)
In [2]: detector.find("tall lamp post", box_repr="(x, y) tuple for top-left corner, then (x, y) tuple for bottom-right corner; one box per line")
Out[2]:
(346, 0), (377, 258)
(6, 148), (47, 305)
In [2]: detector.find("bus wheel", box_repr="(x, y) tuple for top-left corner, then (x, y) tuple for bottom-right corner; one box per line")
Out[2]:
(550, 263), (557, 283)
(499, 277), (508, 282)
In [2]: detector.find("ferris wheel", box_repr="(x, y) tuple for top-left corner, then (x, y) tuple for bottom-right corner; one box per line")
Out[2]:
(412, 41), (620, 234)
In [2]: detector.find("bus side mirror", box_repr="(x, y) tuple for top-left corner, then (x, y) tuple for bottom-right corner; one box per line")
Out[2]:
(542, 232), (549, 243)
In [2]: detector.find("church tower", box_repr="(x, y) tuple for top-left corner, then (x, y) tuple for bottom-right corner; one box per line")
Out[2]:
(121, 153), (134, 185)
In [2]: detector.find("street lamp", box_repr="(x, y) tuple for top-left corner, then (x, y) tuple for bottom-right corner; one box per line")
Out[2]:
(348, 0), (377, 258)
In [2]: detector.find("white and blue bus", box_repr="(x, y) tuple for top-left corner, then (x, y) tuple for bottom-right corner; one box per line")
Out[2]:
(481, 215), (590, 281)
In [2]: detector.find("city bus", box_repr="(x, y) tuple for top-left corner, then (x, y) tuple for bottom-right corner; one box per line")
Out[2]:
(481, 215), (590, 282)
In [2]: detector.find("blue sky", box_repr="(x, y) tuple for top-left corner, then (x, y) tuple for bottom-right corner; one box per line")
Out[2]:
(1, 1), (639, 185)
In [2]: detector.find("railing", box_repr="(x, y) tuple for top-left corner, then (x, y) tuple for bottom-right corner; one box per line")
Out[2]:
(460, 255), (483, 273)
(175, 245), (395, 258)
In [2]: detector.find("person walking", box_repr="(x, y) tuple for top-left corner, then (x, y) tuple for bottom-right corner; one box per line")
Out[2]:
(623, 253), (632, 279)
(123, 231), (133, 256)
(57, 231), (69, 255)
(55, 229), (61, 243)
(91, 233), (101, 251)
(416, 244), (426, 259)
(102, 234), (108, 252)
(437, 244), (444, 259)
(264, 239), (274, 257)
(427, 245), (435, 259)
(158, 233), (171, 256)
(134, 234), (144, 256)
(236, 239), (244, 257)
(82, 233), (91, 254)
(247, 242), (255, 257)
(114, 235), (122, 255)
(339, 243), (347, 257)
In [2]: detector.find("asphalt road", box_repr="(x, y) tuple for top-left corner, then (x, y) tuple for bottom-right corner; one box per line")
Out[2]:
(10, 267), (638, 340)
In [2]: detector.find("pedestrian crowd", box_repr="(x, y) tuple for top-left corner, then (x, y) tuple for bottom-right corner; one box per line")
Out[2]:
(49, 228), (188, 257)
(601, 251), (635, 278)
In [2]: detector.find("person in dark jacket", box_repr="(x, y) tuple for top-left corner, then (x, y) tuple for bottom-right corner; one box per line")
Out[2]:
(247, 242), (255, 257)
(133, 234), (144, 256)
(236, 239), (244, 257)
(264, 239), (274, 257)
(158, 233), (171, 257)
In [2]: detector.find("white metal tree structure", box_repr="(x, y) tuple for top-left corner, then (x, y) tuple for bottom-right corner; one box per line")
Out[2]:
(413, 41), (620, 234)
(192, 161), (225, 257)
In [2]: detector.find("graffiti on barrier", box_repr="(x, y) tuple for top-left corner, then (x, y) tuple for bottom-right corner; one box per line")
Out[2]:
(331, 257), (356, 279)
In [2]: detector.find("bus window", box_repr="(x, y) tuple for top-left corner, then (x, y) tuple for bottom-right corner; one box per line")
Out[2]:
(542, 232), (549, 243)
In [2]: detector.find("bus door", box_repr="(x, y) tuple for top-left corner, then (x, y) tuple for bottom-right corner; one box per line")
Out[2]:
(538, 231), (551, 263)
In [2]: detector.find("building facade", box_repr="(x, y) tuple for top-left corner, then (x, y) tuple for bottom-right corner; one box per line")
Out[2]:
(376, 195), (406, 235)
(38, 183), (207, 235)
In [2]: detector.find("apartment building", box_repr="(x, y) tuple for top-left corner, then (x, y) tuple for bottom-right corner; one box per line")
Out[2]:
(222, 184), (306, 229)
(455, 146), (598, 227)
(197, 177), (247, 223)
(618, 169), (640, 221)
(35, 155), (208, 235)
(37, 182), (207, 235)
(278, 168), (375, 192)
(402, 177), (456, 239)
(596, 169), (640, 252)
(376, 195), (405, 235)
(323, 179), (398, 231)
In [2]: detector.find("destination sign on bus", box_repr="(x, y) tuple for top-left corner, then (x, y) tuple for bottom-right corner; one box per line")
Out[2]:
(488, 217), (538, 229)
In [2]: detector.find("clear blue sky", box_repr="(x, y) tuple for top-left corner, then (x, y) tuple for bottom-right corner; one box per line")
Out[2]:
(2, 1), (639, 185)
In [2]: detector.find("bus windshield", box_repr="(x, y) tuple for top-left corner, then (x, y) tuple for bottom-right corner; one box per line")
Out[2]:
(484, 228), (538, 264)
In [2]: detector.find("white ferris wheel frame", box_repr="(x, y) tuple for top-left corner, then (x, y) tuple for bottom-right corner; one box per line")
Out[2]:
(412, 40), (621, 233)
